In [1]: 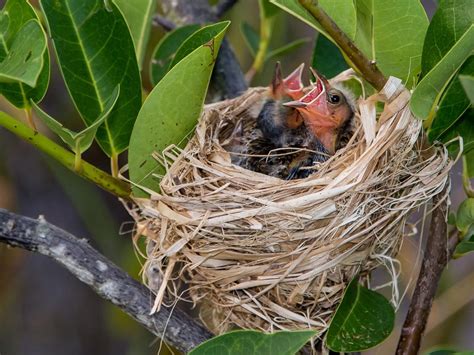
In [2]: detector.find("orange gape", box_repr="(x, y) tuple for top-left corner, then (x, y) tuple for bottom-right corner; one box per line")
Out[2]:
(284, 68), (354, 154)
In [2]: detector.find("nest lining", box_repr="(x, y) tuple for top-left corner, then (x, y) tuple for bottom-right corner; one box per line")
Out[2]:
(128, 75), (451, 334)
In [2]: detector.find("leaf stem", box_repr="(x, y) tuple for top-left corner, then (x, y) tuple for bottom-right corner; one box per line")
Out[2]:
(299, 0), (387, 91)
(110, 152), (119, 178)
(25, 107), (37, 131)
(74, 141), (82, 173)
(0, 111), (131, 200)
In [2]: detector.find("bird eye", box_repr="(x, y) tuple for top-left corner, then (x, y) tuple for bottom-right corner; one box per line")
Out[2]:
(329, 93), (341, 104)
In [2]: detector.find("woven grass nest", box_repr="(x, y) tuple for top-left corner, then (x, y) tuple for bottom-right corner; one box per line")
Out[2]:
(129, 73), (451, 335)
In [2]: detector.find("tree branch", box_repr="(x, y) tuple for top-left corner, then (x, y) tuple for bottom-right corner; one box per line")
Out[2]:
(0, 112), (131, 200)
(396, 182), (459, 355)
(299, 0), (387, 91)
(157, 0), (247, 99)
(0, 209), (212, 353)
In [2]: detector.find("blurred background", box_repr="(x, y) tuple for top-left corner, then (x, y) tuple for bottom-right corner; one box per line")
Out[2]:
(0, 0), (473, 354)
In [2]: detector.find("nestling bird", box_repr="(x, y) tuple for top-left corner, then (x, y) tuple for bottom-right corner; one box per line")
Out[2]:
(228, 63), (355, 179)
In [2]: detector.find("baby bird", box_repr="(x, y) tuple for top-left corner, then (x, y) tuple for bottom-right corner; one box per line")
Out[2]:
(285, 68), (354, 154)
(228, 64), (355, 180)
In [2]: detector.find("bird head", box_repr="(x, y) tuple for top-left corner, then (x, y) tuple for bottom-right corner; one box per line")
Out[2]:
(271, 62), (305, 101)
(283, 68), (354, 153)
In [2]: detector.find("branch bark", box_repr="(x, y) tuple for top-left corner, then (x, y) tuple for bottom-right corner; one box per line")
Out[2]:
(0, 209), (212, 353)
(157, 0), (247, 99)
(299, 0), (387, 91)
(396, 182), (458, 355)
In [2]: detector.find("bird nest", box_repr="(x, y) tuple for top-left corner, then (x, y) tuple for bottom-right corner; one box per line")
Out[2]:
(128, 75), (451, 335)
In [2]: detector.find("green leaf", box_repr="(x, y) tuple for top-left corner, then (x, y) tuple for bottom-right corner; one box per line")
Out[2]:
(439, 108), (474, 156)
(353, 0), (428, 88)
(270, 0), (356, 41)
(454, 233), (474, 258)
(128, 21), (229, 196)
(412, 0), (474, 120)
(189, 330), (316, 355)
(0, 0), (50, 108)
(170, 21), (230, 69)
(428, 57), (474, 141)
(456, 198), (474, 235)
(149, 24), (200, 86)
(114, 0), (157, 68)
(240, 21), (259, 57)
(40, 0), (142, 156)
(421, 0), (474, 75)
(266, 38), (309, 61)
(312, 34), (348, 78)
(459, 74), (474, 104)
(425, 349), (468, 355)
(325, 278), (395, 352)
(466, 149), (474, 178)
(272, 0), (427, 88)
(32, 86), (120, 154)
(259, 0), (280, 18)
(410, 26), (474, 120)
(0, 19), (46, 86)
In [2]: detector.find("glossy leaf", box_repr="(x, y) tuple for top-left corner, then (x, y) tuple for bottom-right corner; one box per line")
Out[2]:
(412, 0), (474, 119)
(114, 0), (156, 68)
(270, 0), (356, 41)
(428, 58), (474, 141)
(40, 0), (142, 156)
(353, 0), (428, 88)
(32, 86), (120, 154)
(149, 24), (200, 86)
(411, 26), (474, 120)
(439, 108), (474, 155)
(325, 278), (395, 352)
(454, 233), (474, 258)
(421, 0), (473, 75)
(128, 21), (229, 196)
(0, 0), (50, 108)
(312, 34), (348, 78)
(170, 22), (230, 69)
(266, 38), (309, 61)
(240, 21), (259, 57)
(0, 20), (46, 86)
(189, 330), (316, 355)
(456, 198), (474, 235)
(459, 74), (474, 104)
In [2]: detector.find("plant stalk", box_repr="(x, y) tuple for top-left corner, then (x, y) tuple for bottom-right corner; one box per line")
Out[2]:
(25, 107), (37, 131)
(0, 111), (131, 200)
(299, 0), (387, 91)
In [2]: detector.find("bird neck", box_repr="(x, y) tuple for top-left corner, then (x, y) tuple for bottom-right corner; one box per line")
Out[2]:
(313, 127), (337, 154)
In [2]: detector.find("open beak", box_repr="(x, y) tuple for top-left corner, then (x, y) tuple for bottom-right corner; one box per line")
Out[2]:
(284, 69), (338, 153)
(283, 70), (330, 121)
(283, 63), (305, 100)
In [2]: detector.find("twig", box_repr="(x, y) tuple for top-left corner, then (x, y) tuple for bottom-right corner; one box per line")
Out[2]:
(0, 209), (213, 353)
(299, 0), (387, 91)
(396, 182), (459, 355)
(152, 14), (176, 31)
(0, 112), (131, 200)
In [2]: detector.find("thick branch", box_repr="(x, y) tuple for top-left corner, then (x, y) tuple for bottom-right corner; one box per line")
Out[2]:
(396, 182), (459, 355)
(0, 209), (212, 353)
(299, 0), (387, 91)
(158, 0), (247, 99)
